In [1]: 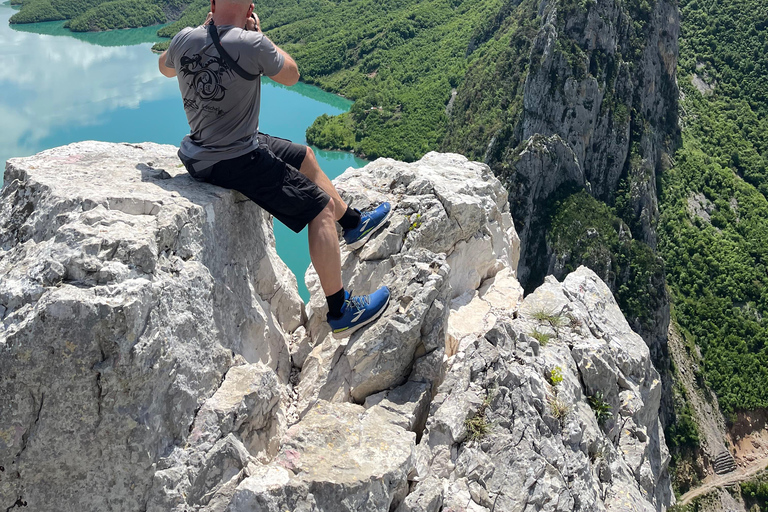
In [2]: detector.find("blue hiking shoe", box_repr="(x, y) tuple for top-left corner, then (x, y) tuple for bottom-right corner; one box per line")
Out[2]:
(342, 202), (393, 250)
(327, 286), (391, 339)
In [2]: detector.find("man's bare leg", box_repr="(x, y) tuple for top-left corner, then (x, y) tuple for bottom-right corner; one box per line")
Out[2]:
(308, 198), (343, 296)
(300, 146), (348, 221)
(304, 158), (392, 338)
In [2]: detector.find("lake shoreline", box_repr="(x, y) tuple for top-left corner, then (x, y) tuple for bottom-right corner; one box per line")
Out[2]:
(8, 13), (359, 117)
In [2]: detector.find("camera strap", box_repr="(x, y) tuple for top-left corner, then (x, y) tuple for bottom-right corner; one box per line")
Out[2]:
(208, 20), (260, 81)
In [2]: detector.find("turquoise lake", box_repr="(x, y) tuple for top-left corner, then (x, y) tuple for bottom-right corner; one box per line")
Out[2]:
(0, 2), (367, 300)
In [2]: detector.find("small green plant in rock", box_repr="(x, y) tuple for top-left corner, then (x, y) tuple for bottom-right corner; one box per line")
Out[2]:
(403, 213), (422, 240)
(465, 388), (495, 441)
(465, 411), (491, 441)
(529, 328), (553, 346)
(549, 366), (564, 386)
(548, 395), (571, 426)
(408, 213), (422, 232)
(588, 391), (613, 426)
(532, 309), (566, 329)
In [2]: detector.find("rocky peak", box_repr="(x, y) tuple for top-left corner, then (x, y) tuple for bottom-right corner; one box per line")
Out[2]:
(1, 143), (672, 511)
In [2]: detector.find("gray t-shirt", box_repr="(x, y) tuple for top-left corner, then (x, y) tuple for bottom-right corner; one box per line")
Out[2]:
(165, 24), (284, 164)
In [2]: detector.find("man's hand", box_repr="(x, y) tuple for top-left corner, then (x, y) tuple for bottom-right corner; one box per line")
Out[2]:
(202, 11), (213, 26)
(245, 12), (260, 32)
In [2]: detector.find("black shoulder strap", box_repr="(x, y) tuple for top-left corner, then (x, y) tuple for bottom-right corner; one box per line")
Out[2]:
(208, 21), (260, 81)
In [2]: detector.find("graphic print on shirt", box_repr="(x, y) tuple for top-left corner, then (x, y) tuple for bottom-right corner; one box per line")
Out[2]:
(179, 48), (234, 103)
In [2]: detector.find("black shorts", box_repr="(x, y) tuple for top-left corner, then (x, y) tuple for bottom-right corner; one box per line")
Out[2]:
(188, 133), (330, 233)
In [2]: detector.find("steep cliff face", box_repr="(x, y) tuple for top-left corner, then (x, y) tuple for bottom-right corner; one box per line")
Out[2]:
(520, 0), (679, 216)
(461, 0), (679, 278)
(445, 0), (678, 379)
(0, 143), (672, 511)
(523, 0), (677, 287)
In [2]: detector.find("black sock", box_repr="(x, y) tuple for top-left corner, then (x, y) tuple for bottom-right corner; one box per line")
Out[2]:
(338, 206), (361, 230)
(326, 287), (346, 318)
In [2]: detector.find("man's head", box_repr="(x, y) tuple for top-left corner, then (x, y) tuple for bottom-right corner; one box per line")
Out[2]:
(209, 0), (254, 24)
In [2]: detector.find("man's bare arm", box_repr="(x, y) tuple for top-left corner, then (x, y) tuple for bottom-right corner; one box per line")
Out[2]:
(246, 13), (300, 86)
(158, 50), (176, 78)
(269, 43), (300, 86)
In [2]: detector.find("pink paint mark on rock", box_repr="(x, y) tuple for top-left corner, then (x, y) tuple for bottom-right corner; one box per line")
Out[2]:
(48, 154), (84, 165)
(277, 448), (301, 471)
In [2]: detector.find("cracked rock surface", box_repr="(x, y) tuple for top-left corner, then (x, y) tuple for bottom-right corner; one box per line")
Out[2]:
(1, 145), (671, 511)
(403, 267), (672, 511)
(0, 142), (302, 511)
(297, 152), (517, 416)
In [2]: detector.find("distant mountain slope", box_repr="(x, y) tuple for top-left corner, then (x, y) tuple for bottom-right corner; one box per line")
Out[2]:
(8, 0), (188, 30)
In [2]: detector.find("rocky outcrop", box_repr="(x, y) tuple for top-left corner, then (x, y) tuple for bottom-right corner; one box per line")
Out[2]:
(402, 267), (672, 511)
(296, 153), (518, 415)
(0, 142), (303, 511)
(1, 144), (672, 511)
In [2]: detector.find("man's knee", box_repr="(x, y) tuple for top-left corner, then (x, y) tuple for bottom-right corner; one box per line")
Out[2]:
(302, 145), (316, 167)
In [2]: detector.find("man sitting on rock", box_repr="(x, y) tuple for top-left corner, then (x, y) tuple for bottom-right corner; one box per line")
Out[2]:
(158, 0), (391, 338)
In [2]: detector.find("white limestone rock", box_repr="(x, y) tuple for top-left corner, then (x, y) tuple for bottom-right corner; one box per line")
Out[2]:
(395, 474), (444, 512)
(0, 143), (672, 512)
(298, 152), (518, 415)
(144, 361), (287, 511)
(408, 266), (673, 512)
(228, 401), (416, 512)
(0, 142), (303, 511)
(298, 249), (451, 414)
(188, 362), (284, 462)
(365, 380), (433, 434)
(333, 152), (516, 297)
(446, 267), (523, 357)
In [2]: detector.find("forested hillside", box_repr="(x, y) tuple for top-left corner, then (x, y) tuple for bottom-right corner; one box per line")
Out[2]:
(8, 0), (184, 31)
(150, 0), (534, 162)
(659, 0), (768, 414)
